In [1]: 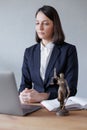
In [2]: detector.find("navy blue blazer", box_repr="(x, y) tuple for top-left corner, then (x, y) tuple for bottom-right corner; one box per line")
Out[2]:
(19, 42), (78, 99)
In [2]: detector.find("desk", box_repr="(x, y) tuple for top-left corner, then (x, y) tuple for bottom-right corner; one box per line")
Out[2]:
(0, 108), (87, 130)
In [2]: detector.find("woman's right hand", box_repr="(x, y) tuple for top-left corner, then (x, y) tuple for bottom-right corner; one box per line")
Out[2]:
(19, 88), (30, 104)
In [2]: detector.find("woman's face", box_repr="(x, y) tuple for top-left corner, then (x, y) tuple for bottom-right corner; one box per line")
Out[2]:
(35, 11), (54, 42)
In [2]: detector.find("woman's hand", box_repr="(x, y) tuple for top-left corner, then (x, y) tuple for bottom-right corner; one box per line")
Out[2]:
(19, 88), (49, 104)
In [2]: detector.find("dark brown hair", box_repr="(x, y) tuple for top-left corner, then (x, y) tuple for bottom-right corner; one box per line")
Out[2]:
(35, 5), (65, 44)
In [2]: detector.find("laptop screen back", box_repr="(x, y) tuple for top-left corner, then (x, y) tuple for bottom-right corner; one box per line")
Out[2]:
(0, 72), (41, 116)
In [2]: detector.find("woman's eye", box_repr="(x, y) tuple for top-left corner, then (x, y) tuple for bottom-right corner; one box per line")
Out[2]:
(43, 22), (49, 25)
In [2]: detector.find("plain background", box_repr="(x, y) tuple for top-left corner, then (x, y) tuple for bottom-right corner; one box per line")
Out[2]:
(0, 0), (87, 97)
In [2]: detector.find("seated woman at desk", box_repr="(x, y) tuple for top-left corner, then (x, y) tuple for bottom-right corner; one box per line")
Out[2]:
(19, 5), (78, 104)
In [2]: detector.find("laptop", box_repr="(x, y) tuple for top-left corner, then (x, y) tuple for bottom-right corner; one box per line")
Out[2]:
(0, 71), (41, 116)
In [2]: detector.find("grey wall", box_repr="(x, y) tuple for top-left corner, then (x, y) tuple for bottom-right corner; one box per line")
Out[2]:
(0, 0), (87, 97)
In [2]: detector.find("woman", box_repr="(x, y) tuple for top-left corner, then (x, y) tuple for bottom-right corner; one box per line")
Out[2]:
(19, 5), (78, 104)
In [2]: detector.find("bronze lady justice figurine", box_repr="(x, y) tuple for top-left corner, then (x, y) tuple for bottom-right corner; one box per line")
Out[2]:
(50, 68), (70, 116)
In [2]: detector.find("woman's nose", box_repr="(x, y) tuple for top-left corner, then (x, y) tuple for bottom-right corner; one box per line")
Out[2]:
(39, 23), (43, 30)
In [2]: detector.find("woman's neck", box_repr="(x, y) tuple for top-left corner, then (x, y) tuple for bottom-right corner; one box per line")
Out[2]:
(42, 39), (52, 46)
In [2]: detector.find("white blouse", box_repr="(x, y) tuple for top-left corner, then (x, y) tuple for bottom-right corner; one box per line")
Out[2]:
(40, 42), (54, 81)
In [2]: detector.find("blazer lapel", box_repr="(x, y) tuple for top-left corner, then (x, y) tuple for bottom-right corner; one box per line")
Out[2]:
(33, 44), (44, 86)
(44, 45), (60, 84)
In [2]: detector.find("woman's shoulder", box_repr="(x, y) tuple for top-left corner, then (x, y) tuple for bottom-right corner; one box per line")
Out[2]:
(64, 42), (77, 51)
(58, 42), (77, 50)
(55, 42), (77, 53)
(61, 42), (77, 54)
(63, 42), (76, 47)
(26, 43), (39, 50)
(25, 43), (40, 52)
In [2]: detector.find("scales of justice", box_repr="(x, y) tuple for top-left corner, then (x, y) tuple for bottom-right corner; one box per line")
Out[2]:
(50, 68), (70, 116)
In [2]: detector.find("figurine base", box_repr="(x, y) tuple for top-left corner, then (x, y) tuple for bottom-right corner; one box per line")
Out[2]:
(56, 108), (69, 116)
